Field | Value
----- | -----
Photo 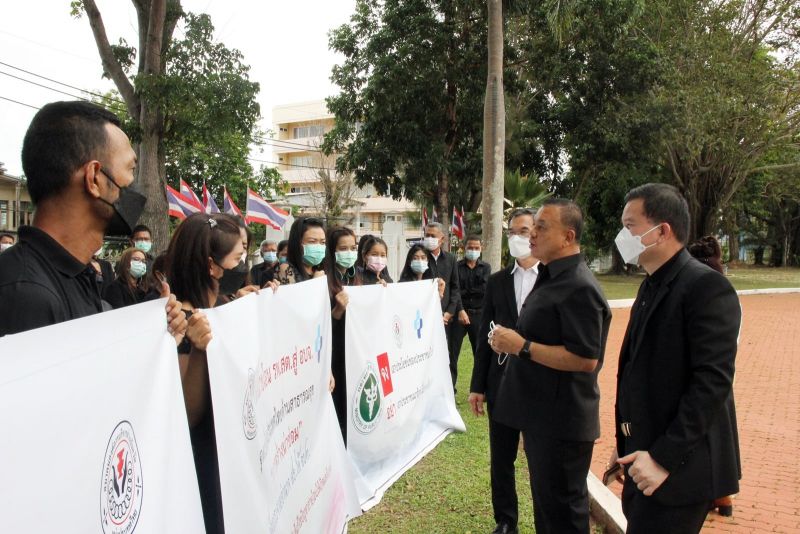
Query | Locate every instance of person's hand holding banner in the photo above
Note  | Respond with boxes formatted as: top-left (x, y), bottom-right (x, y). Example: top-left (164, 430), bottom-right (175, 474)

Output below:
top-left (160, 278), bottom-right (187, 345)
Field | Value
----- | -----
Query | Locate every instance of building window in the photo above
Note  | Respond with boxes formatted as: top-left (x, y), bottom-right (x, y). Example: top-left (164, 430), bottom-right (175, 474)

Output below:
top-left (384, 214), bottom-right (403, 222)
top-left (0, 200), bottom-right (7, 229)
top-left (289, 156), bottom-right (313, 168)
top-left (290, 186), bottom-right (312, 194)
top-left (292, 125), bottom-right (325, 139)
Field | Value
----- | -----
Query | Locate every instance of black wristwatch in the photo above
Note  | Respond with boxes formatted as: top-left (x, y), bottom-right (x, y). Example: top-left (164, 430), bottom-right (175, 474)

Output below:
top-left (519, 340), bottom-right (532, 360)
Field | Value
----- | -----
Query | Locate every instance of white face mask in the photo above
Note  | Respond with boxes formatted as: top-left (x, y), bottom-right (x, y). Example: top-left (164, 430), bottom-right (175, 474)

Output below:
top-left (508, 235), bottom-right (531, 259)
top-left (423, 236), bottom-right (440, 251)
top-left (1, 243), bottom-right (13, 252)
top-left (614, 225), bottom-right (661, 265)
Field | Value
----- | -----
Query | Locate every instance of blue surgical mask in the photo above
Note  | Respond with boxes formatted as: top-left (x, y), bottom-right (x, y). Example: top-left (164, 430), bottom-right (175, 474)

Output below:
top-left (465, 250), bottom-right (481, 261)
top-left (410, 259), bottom-right (428, 274)
top-left (278, 256), bottom-right (288, 264)
top-left (134, 240), bottom-right (152, 253)
top-left (335, 250), bottom-right (358, 268)
top-left (262, 251), bottom-right (278, 263)
top-left (130, 260), bottom-right (147, 279)
top-left (303, 244), bottom-right (326, 266)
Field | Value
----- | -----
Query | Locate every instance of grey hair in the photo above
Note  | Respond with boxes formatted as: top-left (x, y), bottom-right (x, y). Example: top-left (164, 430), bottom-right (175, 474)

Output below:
top-left (425, 222), bottom-right (444, 233)
top-left (260, 239), bottom-right (277, 247)
top-left (507, 208), bottom-right (536, 226)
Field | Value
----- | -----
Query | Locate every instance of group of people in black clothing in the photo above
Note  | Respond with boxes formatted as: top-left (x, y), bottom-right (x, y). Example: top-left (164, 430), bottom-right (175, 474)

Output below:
top-left (0, 99), bottom-right (743, 534)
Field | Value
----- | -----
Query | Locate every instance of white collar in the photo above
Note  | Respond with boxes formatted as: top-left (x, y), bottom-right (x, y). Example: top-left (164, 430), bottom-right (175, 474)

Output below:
top-left (511, 260), bottom-right (539, 275)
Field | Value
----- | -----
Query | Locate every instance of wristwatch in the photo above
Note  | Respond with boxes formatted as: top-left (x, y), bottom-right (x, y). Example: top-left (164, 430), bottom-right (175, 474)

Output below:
top-left (519, 340), bottom-right (532, 360)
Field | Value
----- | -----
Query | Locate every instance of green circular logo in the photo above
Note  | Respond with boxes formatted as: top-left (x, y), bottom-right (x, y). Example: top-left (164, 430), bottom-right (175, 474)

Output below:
top-left (353, 365), bottom-right (382, 434)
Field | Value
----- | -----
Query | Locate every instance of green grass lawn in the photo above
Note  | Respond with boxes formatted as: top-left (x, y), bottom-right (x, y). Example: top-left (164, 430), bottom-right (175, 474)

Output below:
top-left (348, 348), bottom-right (536, 534)
top-left (597, 266), bottom-right (800, 300)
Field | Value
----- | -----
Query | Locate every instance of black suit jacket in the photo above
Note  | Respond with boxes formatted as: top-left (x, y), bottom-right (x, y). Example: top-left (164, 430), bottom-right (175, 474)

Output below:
top-left (616, 249), bottom-right (741, 506)
top-left (434, 250), bottom-right (461, 315)
top-left (470, 263), bottom-right (519, 406)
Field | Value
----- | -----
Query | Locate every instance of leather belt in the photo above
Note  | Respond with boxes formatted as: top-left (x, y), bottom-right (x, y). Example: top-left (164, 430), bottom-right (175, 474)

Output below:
top-left (621, 422), bottom-right (632, 437)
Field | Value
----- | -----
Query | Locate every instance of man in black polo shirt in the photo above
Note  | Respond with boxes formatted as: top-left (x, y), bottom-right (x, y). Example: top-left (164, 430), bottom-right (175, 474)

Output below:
top-left (490, 198), bottom-right (611, 534)
top-left (451, 234), bottom-right (491, 384)
top-left (0, 101), bottom-right (185, 339)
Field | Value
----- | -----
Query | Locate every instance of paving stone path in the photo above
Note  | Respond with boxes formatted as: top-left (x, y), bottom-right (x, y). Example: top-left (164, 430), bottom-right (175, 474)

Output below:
top-left (590, 293), bottom-right (800, 534)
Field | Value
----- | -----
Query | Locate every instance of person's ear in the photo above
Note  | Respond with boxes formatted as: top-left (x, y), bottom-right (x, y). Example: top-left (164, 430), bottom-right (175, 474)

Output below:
top-left (565, 228), bottom-right (576, 246)
top-left (208, 257), bottom-right (218, 278)
top-left (658, 223), bottom-right (672, 241)
top-left (83, 161), bottom-right (103, 199)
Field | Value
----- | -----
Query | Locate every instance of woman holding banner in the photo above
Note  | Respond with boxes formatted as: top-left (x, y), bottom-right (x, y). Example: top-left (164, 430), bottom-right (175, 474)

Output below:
top-left (326, 227), bottom-right (363, 443)
top-left (277, 216), bottom-right (327, 284)
top-left (359, 235), bottom-right (393, 284)
top-left (165, 213), bottom-right (255, 534)
top-left (400, 243), bottom-right (446, 299)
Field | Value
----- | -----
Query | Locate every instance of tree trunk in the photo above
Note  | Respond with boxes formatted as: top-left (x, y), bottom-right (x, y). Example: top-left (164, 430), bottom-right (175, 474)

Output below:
top-left (728, 231), bottom-right (739, 263)
top-left (609, 247), bottom-right (626, 275)
top-left (481, 0), bottom-right (505, 271)
top-left (82, 0), bottom-right (178, 253)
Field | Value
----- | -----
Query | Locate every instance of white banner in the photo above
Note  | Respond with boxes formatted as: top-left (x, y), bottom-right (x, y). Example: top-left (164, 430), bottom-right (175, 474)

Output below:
top-left (0, 299), bottom-right (204, 534)
top-left (345, 280), bottom-right (466, 509)
top-left (205, 277), bottom-right (362, 534)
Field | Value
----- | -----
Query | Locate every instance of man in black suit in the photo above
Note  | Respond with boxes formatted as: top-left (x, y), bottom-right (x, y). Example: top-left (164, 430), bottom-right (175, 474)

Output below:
top-left (423, 222), bottom-right (462, 387)
top-left (611, 183), bottom-right (741, 534)
top-left (469, 208), bottom-right (539, 534)
top-left (490, 199), bottom-right (611, 534)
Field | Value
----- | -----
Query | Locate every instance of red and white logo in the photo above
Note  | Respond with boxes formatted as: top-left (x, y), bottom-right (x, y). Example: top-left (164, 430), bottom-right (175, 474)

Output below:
top-left (376, 352), bottom-right (394, 396)
top-left (100, 421), bottom-right (143, 534)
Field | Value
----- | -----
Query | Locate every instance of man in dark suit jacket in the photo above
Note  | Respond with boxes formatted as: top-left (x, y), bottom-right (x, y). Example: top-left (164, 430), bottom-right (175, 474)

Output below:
top-left (491, 199), bottom-right (611, 534)
top-left (612, 183), bottom-right (741, 534)
top-left (469, 208), bottom-right (539, 534)
top-left (423, 222), bottom-right (462, 387)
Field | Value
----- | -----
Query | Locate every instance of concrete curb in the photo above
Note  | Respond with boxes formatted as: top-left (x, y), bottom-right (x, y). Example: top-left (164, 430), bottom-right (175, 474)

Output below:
top-left (587, 472), bottom-right (626, 534)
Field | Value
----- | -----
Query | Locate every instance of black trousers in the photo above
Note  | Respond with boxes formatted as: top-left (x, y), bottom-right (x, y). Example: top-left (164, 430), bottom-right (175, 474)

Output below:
top-left (488, 405), bottom-right (521, 528)
top-left (521, 431), bottom-right (594, 534)
top-left (449, 309), bottom-right (481, 386)
top-left (622, 477), bottom-right (709, 534)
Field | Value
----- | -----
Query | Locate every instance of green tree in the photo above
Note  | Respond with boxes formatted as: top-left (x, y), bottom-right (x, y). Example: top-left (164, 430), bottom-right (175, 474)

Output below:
top-left (652, 0), bottom-right (800, 241)
top-left (324, 0), bottom-right (489, 244)
top-left (72, 2), bottom-right (265, 249)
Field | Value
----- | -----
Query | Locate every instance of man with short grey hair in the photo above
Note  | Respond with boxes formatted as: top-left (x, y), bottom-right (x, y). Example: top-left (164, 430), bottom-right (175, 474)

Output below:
top-left (422, 222), bottom-right (462, 389)
top-left (469, 207), bottom-right (539, 534)
top-left (250, 239), bottom-right (279, 286)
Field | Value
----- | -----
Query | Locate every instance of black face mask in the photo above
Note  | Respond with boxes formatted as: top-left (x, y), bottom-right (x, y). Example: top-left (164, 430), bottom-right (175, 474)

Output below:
top-left (98, 167), bottom-right (147, 237)
top-left (216, 260), bottom-right (248, 296)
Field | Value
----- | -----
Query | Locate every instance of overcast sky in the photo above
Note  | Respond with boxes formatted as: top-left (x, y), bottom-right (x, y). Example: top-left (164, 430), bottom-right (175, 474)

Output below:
top-left (0, 0), bottom-right (356, 175)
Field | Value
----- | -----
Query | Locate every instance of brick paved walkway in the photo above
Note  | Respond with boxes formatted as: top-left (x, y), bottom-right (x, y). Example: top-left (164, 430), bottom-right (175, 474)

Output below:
top-left (591, 293), bottom-right (800, 534)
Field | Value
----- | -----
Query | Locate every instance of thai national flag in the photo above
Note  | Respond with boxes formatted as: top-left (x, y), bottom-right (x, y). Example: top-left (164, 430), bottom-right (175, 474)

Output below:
top-left (202, 182), bottom-right (220, 214)
top-left (245, 188), bottom-right (289, 230)
top-left (451, 206), bottom-right (465, 240)
top-left (180, 179), bottom-right (204, 212)
top-left (165, 185), bottom-right (187, 220)
top-left (223, 186), bottom-right (243, 218)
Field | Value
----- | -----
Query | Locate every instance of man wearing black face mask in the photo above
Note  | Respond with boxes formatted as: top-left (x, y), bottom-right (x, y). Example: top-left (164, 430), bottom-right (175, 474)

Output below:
top-left (0, 101), bottom-right (186, 341)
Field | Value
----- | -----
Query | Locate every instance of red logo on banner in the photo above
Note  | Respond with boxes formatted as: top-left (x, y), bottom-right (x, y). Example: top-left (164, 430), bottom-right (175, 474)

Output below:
top-left (376, 352), bottom-right (393, 396)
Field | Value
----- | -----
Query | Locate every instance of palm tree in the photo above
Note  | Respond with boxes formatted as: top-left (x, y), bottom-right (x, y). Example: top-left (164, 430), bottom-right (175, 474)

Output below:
top-left (481, 1), bottom-right (577, 270)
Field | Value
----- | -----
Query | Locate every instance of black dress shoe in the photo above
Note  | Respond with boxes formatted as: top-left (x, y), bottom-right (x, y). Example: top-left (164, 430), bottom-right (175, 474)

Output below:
top-left (491, 524), bottom-right (518, 534)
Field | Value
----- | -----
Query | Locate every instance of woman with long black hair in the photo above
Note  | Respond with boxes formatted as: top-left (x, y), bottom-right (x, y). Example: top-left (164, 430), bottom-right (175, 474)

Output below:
top-left (325, 226), bottom-right (362, 443)
top-left (276, 216), bottom-right (328, 284)
top-left (399, 243), bottom-right (446, 298)
top-left (165, 212), bottom-right (277, 533)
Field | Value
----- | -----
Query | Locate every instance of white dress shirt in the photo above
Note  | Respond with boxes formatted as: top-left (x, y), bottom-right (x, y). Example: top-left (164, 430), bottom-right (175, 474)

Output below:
top-left (511, 260), bottom-right (539, 315)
